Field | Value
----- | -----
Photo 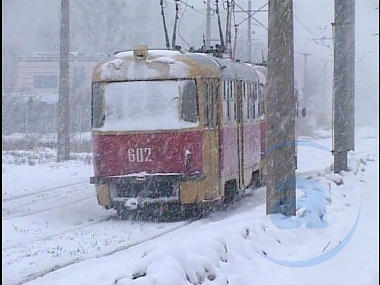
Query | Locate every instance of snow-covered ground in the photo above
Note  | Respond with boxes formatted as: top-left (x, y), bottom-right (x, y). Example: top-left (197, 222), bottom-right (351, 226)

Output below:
top-left (2, 127), bottom-right (379, 285)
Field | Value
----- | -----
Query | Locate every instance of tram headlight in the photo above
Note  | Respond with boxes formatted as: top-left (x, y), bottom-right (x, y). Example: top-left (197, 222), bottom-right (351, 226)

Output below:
top-left (133, 45), bottom-right (148, 60)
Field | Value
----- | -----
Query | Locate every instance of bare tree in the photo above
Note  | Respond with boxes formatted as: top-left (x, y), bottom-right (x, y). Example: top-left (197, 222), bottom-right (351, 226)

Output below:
top-left (70, 0), bottom-right (130, 54)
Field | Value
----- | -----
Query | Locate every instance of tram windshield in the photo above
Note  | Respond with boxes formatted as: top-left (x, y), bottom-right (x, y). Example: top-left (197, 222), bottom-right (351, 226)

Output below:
top-left (92, 80), bottom-right (199, 131)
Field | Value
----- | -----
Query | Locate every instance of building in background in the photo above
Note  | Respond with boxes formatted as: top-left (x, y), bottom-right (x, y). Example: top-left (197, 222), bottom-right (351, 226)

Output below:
top-left (16, 52), bottom-right (107, 103)
top-left (2, 52), bottom-right (107, 135)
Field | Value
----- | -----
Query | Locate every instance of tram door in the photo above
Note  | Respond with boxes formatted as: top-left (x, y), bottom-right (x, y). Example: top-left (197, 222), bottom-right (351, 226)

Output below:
top-left (236, 80), bottom-right (245, 191)
top-left (203, 79), bottom-right (220, 199)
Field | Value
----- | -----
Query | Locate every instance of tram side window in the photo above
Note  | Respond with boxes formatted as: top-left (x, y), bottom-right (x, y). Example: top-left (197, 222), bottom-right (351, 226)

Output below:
top-left (229, 81), bottom-right (235, 122)
top-left (246, 83), bottom-right (251, 121)
top-left (258, 84), bottom-right (265, 117)
top-left (204, 81), bottom-right (215, 128)
top-left (214, 81), bottom-right (219, 127)
top-left (182, 80), bottom-right (198, 123)
top-left (204, 82), bottom-right (209, 127)
top-left (209, 83), bottom-right (215, 128)
top-left (223, 81), bottom-right (229, 123)
top-left (249, 83), bottom-right (257, 121)
top-left (242, 82), bottom-right (248, 122)
top-left (249, 83), bottom-right (253, 121)
top-left (227, 81), bottom-right (232, 123)
top-left (91, 82), bottom-right (105, 128)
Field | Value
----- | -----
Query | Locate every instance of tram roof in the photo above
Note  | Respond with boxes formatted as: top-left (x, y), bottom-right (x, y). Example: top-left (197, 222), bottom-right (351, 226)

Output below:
top-left (208, 56), bottom-right (260, 81)
top-left (92, 48), bottom-right (260, 82)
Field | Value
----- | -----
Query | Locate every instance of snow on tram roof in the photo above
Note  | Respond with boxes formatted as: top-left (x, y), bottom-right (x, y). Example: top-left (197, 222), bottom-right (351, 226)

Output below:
top-left (97, 48), bottom-right (261, 83)
top-left (99, 49), bottom-right (190, 81)
top-left (251, 65), bottom-right (267, 84)
top-left (114, 49), bottom-right (183, 59)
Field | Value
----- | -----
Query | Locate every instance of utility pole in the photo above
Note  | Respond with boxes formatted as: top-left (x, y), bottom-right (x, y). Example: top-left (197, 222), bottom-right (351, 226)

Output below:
top-left (234, 1), bottom-right (268, 62)
top-left (300, 53), bottom-right (312, 96)
top-left (225, 0), bottom-right (232, 56)
top-left (322, 60), bottom-right (332, 130)
top-left (160, 0), bottom-right (171, 49)
top-left (171, 0), bottom-right (180, 49)
top-left (205, 0), bottom-right (211, 49)
top-left (266, 0), bottom-right (296, 216)
top-left (300, 52), bottom-right (312, 135)
top-left (247, 0), bottom-right (252, 63)
top-left (57, 0), bottom-right (70, 161)
top-left (333, 0), bottom-right (355, 172)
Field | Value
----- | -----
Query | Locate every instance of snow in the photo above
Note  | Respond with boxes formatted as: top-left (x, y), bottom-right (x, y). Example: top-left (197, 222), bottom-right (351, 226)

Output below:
top-left (114, 50), bottom-right (182, 59)
top-left (97, 80), bottom-right (199, 132)
top-left (100, 51), bottom-right (190, 81)
top-left (2, 127), bottom-right (378, 285)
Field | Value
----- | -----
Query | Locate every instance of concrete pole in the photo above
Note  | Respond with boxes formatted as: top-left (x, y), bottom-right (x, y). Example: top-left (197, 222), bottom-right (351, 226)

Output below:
top-left (57, 0), bottom-right (70, 161)
top-left (247, 0), bottom-right (252, 63)
top-left (333, 0), bottom-right (355, 172)
top-left (266, 0), bottom-right (296, 216)
top-left (205, 0), bottom-right (211, 49)
top-left (347, 0), bottom-right (355, 151)
top-left (299, 52), bottom-right (312, 135)
top-left (301, 53), bottom-right (312, 101)
top-left (322, 60), bottom-right (332, 129)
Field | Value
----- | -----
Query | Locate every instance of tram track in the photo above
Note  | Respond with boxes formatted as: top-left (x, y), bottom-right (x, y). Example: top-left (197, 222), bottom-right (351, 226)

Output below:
top-left (2, 194), bottom-right (94, 221)
top-left (2, 182), bottom-right (93, 220)
top-left (6, 218), bottom-right (194, 285)
top-left (2, 181), bottom-right (87, 202)
top-left (2, 215), bottom-right (116, 251)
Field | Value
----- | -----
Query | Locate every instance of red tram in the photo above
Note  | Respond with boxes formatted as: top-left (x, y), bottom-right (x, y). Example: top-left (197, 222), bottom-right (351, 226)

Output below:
top-left (90, 46), bottom-right (269, 218)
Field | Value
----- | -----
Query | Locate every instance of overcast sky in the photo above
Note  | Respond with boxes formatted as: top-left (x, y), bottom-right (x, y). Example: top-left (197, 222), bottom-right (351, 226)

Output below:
top-left (2, 0), bottom-right (379, 126)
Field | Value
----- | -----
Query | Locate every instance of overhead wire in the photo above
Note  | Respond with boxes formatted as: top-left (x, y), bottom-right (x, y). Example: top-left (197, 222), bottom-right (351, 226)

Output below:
top-left (293, 4), bottom-right (332, 49)
top-left (185, 0), bottom-right (218, 20)
top-left (178, 0), bottom-right (191, 48)
top-left (356, 6), bottom-right (379, 16)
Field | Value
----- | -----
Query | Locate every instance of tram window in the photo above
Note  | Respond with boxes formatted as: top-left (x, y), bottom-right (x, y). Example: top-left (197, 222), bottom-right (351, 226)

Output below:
top-left (203, 82), bottom-right (209, 126)
top-left (226, 81), bottom-right (231, 123)
top-left (258, 84), bottom-right (265, 117)
top-left (91, 82), bottom-right (105, 128)
top-left (229, 81), bottom-right (235, 122)
top-left (231, 81), bottom-right (236, 121)
top-left (97, 80), bottom-right (199, 131)
top-left (223, 100), bottom-right (229, 123)
top-left (243, 82), bottom-right (248, 122)
top-left (182, 80), bottom-right (198, 123)
top-left (203, 80), bottom-right (219, 128)
top-left (215, 81), bottom-right (219, 127)
top-left (223, 81), bottom-right (227, 100)
top-left (223, 81), bottom-right (228, 124)
top-left (209, 83), bottom-right (215, 128)
top-left (246, 83), bottom-right (251, 121)
top-left (248, 83), bottom-right (256, 121)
